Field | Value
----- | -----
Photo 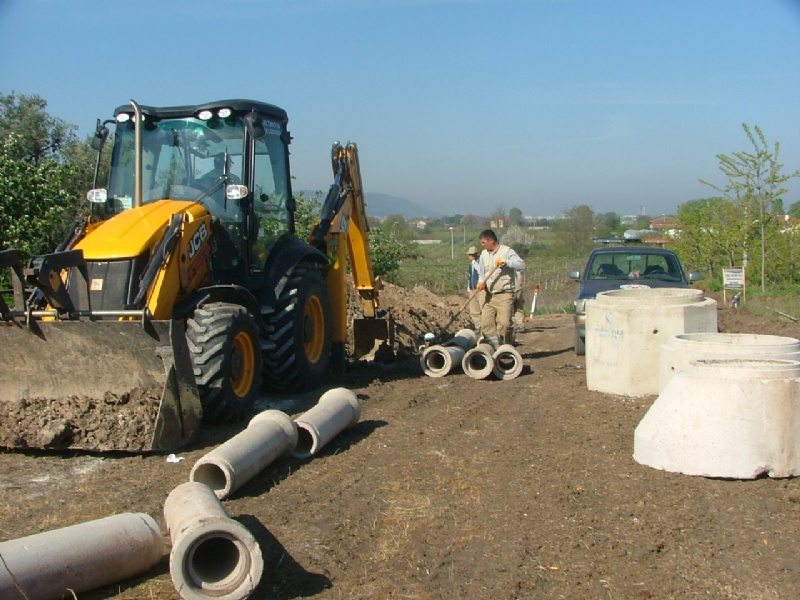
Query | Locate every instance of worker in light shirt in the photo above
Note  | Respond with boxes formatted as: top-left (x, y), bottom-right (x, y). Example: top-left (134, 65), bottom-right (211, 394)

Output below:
top-left (475, 229), bottom-right (525, 349)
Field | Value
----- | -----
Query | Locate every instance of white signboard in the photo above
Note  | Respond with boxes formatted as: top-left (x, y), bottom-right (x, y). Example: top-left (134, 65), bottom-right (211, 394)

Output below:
top-left (722, 267), bottom-right (745, 290)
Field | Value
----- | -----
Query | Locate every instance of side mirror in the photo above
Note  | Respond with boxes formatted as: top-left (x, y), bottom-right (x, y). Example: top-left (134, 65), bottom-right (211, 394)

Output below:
top-left (90, 119), bottom-right (111, 151)
top-left (569, 269), bottom-right (581, 281)
top-left (244, 110), bottom-right (265, 140)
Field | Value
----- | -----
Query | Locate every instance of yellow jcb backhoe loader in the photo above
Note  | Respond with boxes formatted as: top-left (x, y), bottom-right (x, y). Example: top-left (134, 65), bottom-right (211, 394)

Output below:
top-left (0, 99), bottom-right (390, 452)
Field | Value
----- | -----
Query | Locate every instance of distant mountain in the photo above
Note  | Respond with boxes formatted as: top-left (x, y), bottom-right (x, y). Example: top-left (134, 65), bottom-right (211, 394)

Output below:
top-left (296, 190), bottom-right (440, 219)
top-left (365, 192), bottom-right (442, 219)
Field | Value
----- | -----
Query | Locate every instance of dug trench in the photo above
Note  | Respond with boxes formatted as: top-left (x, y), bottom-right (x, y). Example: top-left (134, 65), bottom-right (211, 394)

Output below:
top-left (1, 284), bottom-right (800, 599)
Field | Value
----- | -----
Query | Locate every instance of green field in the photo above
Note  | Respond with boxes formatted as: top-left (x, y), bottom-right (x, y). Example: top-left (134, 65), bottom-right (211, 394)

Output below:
top-left (381, 226), bottom-right (800, 321)
top-left (388, 227), bottom-right (580, 315)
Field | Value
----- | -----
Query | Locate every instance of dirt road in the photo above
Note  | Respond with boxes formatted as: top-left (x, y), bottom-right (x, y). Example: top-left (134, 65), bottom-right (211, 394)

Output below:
top-left (2, 297), bottom-right (799, 599)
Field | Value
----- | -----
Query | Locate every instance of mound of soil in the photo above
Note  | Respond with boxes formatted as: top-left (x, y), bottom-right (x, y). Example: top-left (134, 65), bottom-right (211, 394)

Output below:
top-left (0, 388), bottom-right (163, 452)
top-left (348, 280), bottom-right (472, 357)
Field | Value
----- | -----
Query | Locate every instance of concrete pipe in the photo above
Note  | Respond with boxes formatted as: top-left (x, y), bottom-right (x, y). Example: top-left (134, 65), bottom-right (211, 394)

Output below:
top-left (659, 332), bottom-right (800, 392)
top-left (492, 344), bottom-right (524, 380)
top-left (0, 512), bottom-right (163, 600)
top-left (462, 343), bottom-right (495, 379)
top-left (164, 482), bottom-right (263, 600)
top-left (586, 288), bottom-right (717, 397)
top-left (293, 387), bottom-right (362, 459)
top-left (634, 358), bottom-right (800, 479)
top-left (444, 328), bottom-right (478, 351)
top-left (420, 344), bottom-right (465, 377)
top-left (190, 410), bottom-right (298, 500)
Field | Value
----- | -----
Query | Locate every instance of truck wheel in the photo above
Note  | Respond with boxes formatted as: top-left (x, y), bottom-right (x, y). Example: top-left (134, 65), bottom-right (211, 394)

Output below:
top-left (187, 303), bottom-right (262, 423)
top-left (574, 329), bottom-right (586, 356)
top-left (263, 265), bottom-right (331, 392)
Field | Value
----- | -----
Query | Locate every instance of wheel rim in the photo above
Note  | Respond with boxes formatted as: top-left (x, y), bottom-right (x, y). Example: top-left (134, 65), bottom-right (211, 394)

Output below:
top-left (303, 295), bottom-right (326, 363)
top-left (230, 330), bottom-right (256, 398)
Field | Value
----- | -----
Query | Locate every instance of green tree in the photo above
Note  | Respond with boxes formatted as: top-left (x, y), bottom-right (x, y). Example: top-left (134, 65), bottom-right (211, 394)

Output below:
top-left (294, 190), bottom-right (323, 242)
top-left (701, 124), bottom-right (800, 291)
top-left (368, 228), bottom-right (404, 281)
top-left (598, 212), bottom-right (620, 234)
top-left (551, 205), bottom-right (597, 256)
top-left (0, 91), bottom-right (77, 162)
top-left (508, 207), bottom-right (523, 226)
top-left (382, 214), bottom-right (408, 240)
top-left (0, 133), bottom-right (79, 259)
top-left (673, 198), bottom-right (739, 277)
top-left (0, 91), bottom-right (100, 252)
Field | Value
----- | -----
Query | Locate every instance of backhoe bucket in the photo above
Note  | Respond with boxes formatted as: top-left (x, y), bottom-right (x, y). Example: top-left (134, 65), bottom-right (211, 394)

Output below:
top-left (0, 318), bottom-right (202, 452)
top-left (353, 316), bottom-right (394, 357)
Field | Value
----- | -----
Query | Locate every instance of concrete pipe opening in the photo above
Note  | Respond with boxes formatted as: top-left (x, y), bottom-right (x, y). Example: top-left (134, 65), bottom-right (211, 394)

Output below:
top-left (492, 344), bottom-right (524, 380)
top-left (423, 347), bottom-right (450, 374)
top-left (293, 388), bottom-right (362, 459)
top-left (596, 287), bottom-right (707, 306)
top-left (421, 345), bottom-right (464, 378)
top-left (189, 410), bottom-right (297, 500)
top-left (660, 332), bottom-right (800, 392)
top-left (164, 482), bottom-right (263, 599)
top-left (294, 426), bottom-right (318, 458)
top-left (462, 343), bottom-right (494, 379)
top-left (190, 462), bottom-right (229, 495)
top-left (185, 533), bottom-right (251, 593)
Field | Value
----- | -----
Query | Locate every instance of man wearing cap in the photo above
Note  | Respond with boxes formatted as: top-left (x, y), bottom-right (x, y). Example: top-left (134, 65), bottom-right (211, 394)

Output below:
top-left (475, 229), bottom-right (525, 349)
top-left (466, 246), bottom-right (484, 334)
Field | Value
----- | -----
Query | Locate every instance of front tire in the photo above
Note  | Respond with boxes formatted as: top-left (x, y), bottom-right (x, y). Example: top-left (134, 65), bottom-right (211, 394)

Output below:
top-left (574, 329), bottom-right (586, 356)
top-left (263, 264), bottom-right (332, 392)
top-left (187, 303), bottom-right (262, 423)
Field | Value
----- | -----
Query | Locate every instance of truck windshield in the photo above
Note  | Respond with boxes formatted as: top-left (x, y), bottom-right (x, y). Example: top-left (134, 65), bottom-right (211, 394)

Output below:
top-left (105, 115), bottom-right (245, 214)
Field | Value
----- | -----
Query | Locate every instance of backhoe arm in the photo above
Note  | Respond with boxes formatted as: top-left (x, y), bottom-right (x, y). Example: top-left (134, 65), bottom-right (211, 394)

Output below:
top-left (311, 142), bottom-right (391, 358)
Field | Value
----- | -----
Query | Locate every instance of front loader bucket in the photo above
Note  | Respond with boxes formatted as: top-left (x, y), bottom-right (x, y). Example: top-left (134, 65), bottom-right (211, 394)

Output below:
top-left (0, 318), bottom-right (202, 452)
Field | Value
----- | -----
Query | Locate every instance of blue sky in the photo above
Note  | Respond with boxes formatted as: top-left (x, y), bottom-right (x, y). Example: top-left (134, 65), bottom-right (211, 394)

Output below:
top-left (2, 0), bottom-right (799, 218)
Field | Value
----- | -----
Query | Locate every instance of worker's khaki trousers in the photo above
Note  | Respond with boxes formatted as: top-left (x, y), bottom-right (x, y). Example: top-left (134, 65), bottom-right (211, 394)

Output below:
top-left (481, 290), bottom-right (514, 343)
top-left (467, 289), bottom-right (486, 332)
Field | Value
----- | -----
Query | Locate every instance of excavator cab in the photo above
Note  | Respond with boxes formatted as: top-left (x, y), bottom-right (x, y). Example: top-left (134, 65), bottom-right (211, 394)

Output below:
top-left (91, 100), bottom-right (294, 277)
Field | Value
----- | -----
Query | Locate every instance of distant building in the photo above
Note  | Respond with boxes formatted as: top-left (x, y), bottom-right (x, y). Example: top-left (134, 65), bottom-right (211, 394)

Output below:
top-left (650, 215), bottom-right (679, 231)
top-left (779, 214), bottom-right (800, 233)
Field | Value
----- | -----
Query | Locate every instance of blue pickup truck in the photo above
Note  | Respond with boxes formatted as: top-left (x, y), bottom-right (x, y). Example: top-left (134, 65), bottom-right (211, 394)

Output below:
top-left (569, 245), bottom-right (702, 355)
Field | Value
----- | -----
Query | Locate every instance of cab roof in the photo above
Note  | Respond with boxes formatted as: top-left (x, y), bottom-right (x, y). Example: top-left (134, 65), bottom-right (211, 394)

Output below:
top-left (113, 99), bottom-right (288, 122)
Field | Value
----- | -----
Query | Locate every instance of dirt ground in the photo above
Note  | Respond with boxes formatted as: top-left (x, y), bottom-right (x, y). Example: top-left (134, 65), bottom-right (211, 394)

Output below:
top-left (2, 284), bottom-right (800, 600)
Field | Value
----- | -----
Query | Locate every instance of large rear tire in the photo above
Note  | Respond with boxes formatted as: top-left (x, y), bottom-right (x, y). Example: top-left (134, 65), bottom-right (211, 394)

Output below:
top-left (263, 264), bottom-right (332, 392)
top-left (187, 303), bottom-right (262, 423)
